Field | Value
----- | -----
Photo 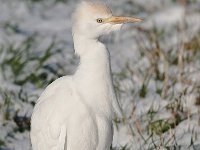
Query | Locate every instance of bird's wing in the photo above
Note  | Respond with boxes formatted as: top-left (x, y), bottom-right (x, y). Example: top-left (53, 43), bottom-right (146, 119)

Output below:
top-left (31, 76), bottom-right (75, 150)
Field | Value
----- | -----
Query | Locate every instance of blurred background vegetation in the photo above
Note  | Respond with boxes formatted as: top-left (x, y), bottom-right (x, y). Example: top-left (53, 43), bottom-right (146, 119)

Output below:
top-left (0, 0), bottom-right (200, 149)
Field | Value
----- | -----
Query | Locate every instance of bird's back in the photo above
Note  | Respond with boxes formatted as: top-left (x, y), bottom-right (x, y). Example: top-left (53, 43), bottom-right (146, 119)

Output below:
top-left (31, 76), bottom-right (76, 150)
top-left (31, 75), bottom-right (113, 150)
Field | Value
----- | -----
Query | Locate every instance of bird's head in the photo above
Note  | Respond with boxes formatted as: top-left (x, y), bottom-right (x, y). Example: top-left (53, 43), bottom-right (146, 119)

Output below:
top-left (72, 0), bottom-right (142, 39)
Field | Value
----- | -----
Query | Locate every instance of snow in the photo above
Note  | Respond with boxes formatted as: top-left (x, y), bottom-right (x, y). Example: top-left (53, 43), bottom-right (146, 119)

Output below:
top-left (0, 0), bottom-right (200, 149)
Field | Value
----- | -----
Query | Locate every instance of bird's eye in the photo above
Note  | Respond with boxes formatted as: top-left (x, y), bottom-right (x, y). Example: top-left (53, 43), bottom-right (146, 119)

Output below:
top-left (96, 18), bottom-right (103, 23)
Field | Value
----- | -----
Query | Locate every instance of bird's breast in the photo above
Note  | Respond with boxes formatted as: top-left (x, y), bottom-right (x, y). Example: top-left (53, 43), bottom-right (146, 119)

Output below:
top-left (74, 78), bottom-right (114, 117)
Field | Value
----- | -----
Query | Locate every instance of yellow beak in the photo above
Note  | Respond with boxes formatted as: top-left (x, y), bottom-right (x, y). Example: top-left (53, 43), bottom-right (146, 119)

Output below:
top-left (105, 16), bottom-right (142, 24)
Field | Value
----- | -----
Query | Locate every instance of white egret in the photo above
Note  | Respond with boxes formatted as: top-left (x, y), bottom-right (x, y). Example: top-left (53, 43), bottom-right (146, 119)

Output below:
top-left (30, 1), bottom-right (141, 150)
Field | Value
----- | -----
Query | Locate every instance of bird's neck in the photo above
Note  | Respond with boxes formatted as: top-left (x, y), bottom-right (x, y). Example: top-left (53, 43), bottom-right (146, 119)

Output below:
top-left (73, 34), bottom-right (115, 116)
top-left (73, 35), bottom-right (111, 79)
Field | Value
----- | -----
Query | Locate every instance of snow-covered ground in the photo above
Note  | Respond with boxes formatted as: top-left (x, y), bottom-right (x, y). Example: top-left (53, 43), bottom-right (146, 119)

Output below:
top-left (0, 0), bottom-right (200, 149)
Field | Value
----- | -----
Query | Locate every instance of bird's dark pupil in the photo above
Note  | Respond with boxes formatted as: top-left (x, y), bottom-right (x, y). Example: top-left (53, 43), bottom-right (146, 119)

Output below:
top-left (97, 19), bottom-right (102, 23)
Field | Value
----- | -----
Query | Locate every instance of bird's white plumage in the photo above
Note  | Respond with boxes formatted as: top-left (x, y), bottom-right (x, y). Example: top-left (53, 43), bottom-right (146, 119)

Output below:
top-left (30, 0), bottom-right (141, 149)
